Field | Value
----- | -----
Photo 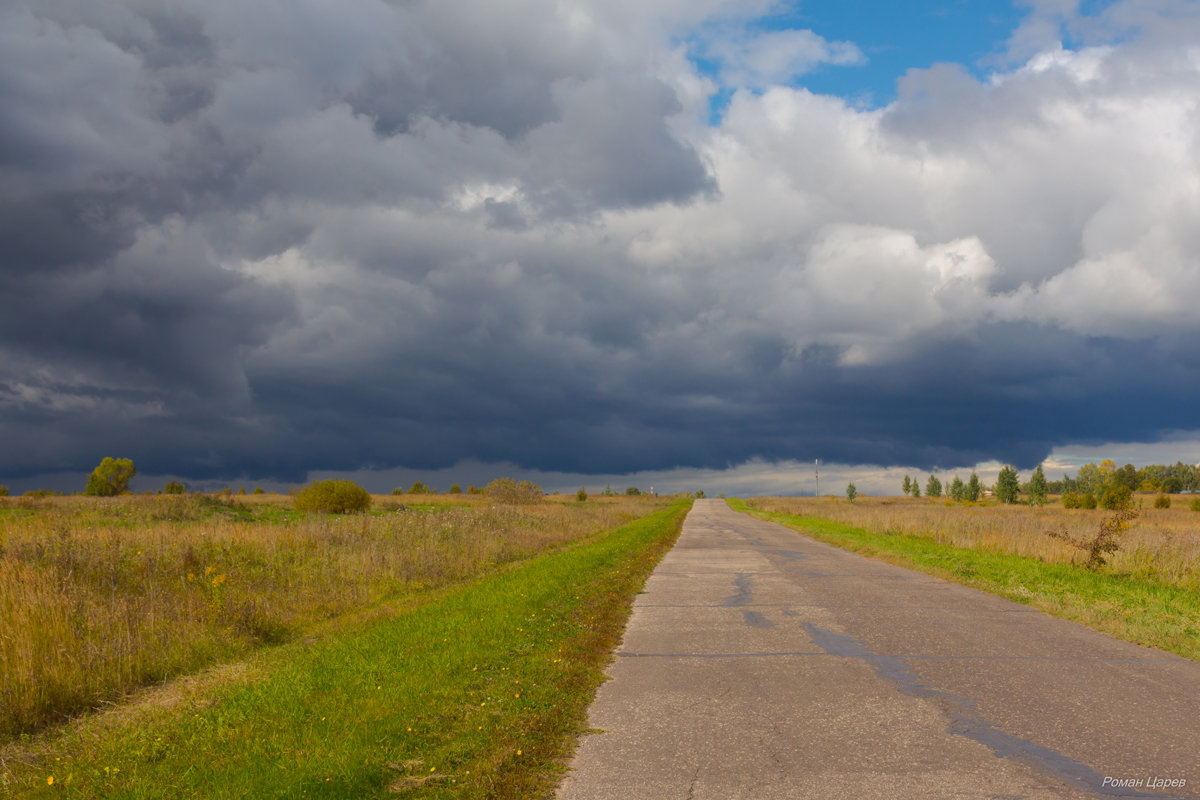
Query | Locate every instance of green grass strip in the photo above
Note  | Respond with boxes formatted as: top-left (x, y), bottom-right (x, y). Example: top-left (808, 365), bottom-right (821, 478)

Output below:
top-left (728, 499), bottom-right (1200, 662)
top-left (6, 499), bottom-right (691, 799)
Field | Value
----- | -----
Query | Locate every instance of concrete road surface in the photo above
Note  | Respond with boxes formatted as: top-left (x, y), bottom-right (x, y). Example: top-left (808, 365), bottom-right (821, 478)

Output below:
top-left (555, 499), bottom-right (1200, 800)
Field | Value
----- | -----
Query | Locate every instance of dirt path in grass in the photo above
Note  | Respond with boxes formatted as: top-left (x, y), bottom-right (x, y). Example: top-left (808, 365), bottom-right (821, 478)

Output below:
top-left (556, 499), bottom-right (1200, 800)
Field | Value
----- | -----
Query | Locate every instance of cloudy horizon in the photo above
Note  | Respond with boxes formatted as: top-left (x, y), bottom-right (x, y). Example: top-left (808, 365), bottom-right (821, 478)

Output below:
top-left (3, 0), bottom-right (1199, 496)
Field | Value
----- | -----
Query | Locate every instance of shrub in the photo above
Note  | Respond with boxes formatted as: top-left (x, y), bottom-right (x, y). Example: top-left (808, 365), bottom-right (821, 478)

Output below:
top-left (0, 485), bottom-right (8, 497)
top-left (1100, 484), bottom-right (1132, 510)
top-left (1047, 507), bottom-right (1139, 571)
top-left (1190, 497), bottom-right (1200, 512)
top-left (253, 486), bottom-right (265, 495)
top-left (485, 478), bottom-right (543, 504)
top-left (695, 489), bottom-right (706, 499)
top-left (163, 481), bottom-right (187, 495)
top-left (84, 457), bottom-right (136, 496)
top-left (1080, 492), bottom-right (1098, 509)
top-left (294, 480), bottom-right (372, 514)
top-left (408, 482), bottom-right (429, 495)
top-left (1062, 491), bottom-right (1080, 509)
top-left (237, 486), bottom-right (247, 496)
top-left (391, 486), bottom-right (405, 496)
top-left (449, 484), bottom-right (462, 494)
top-left (625, 487), bottom-right (641, 496)
top-left (467, 485), bottom-right (483, 495)
top-left (1154, 494), bottom-right (1171, 509)
top-left (846, 482), bottom-right (857, 503)
top-left (576, 487), bottom-right (588, 502)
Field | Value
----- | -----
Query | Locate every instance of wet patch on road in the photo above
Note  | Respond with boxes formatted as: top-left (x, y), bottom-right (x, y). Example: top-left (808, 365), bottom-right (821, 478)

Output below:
top-left (724, 573), bottom-right (753, 607)
top-left (803, 624), bottom-right (1186, 800)
top-left (741, 610), bottom-right (775, 628)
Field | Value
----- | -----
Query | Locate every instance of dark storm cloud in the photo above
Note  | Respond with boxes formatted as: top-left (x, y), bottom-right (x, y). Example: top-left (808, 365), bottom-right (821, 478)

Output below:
top-left (3, 0), bottom-right (1200, 489)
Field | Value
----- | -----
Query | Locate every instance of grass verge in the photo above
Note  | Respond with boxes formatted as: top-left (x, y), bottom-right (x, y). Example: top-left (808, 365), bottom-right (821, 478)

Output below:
top-left (728, 498), bottom-right (1200, 662)
top-left (2, 499), bottom-right (691, 799)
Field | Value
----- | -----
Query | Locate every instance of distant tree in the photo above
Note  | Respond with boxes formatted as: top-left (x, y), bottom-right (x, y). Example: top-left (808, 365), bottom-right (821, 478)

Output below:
top-left (294, 479), bottom-right (371, 514)
top-left (237, 486), bottom-right (246, 496)
top-left (996, 466), bottom-right (1020, 504)
top-left (925, 475), bottom-right (942, 498)
top-left (84, 457), bottom-right (136, 497)
top-left (694, 489), bottom-right (706, 499)
top-left (467, 485), bottom-right (483, 495)
top-left (253, 486), bottom-right (265, 495)
top-left (1115, 463), bottom-right (1139, 492)
top-left (901, 475), bottom-right (912, 496)
top-left (603, 484), bottom-right (615, 497)
top-left (163, 480), bottom-right (186, 495)
top-left (910, 481), bottom-right (920, 498)
top-left (0, 485), bottom-right (8, 497)
top-left (1154, 494), bottom-right (1171, 509)
top-left (391, 486), bottom-right (405, 495)
top-left (965, 472), bottom-right (981, 502)
top-left (625, 487), bottom-right (641, 496)
top-left (1028, 464), bottom-right (1048, 506)
top-left (1162, 476), bottom-right (1182, 494)
top-left (408, 481), bottom-right (429, 495)
top-left (846, 482), bottom-right (857, 503)
top-left (948, 475), bottom-right (964, 501)
top-left (487, 478), bottom-right (543, 504)
top-left (449, 484), bottom-right (462, 494)
top-left (576, 487), bottom-right (588, 502)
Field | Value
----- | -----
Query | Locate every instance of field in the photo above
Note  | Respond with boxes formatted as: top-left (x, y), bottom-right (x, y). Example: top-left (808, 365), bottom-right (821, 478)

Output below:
top-left (0, 492), bottom-right (674, 743)
top-left (733, 495), bottom-right (1200, 660)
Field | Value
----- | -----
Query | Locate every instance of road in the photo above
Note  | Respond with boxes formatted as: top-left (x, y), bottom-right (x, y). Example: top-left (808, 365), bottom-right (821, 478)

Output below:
top-left (555, 499), bottom-right (1200, 800)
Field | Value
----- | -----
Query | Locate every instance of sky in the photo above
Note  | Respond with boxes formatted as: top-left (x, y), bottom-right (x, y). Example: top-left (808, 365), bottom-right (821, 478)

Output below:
top-left (3, 0), bottom-right (1200, 496)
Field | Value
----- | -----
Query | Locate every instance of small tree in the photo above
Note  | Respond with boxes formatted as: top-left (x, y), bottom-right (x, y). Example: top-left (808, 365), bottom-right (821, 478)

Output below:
top-left (1028, 464), bottom-right (1048, 506)
top-left (163, 480), bottom-right (186, 495)
top-left (1154, 493), bottom-right (1171, 509)
top-left (965, 472), bottom-right (981, 502)
top-left (901, 475), bottom-right (912, 495)
top-left (846, 482), bottom-right (857, 502)
top-left (409, 481), bottom-right (429, 495)
top-left (391, 486), bottom-right (405, 496)
top-left (0, 486), bottom-right (8, 497)
top-left (576, 487), bottom-right (588, 502)
top-left (948, 475), bottom-right (964, 501)
top-left (625, 487), bottom-right (641, 496)
top-left (694, 489), bottom-right (706, 499)
top-left (910, 481), bottom-right (920, 498)
top-left (253, 486), bottom-right (265, 495)
top-left (925, 475), bottom-right (942, 498)
top-left (996, 466), bottom-right (1020, 504)
top-left (294, 479), bottom-right (372, 514)
top-left (84, 457), bottom-right (136, 497)
top-left (449, 484), bottom-right (462, 494)
top-left (1099, 484), bottom-right (1132, 510)
top-left (603, 484), bottom-right (615, 497)
top-left (486, 478), bottom-right (543, 504)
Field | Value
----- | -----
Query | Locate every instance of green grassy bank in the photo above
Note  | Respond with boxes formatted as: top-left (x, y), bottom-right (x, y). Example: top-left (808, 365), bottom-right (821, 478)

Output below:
top-left (2, 499), bottom-right (691, 799)
top-left (729, 499), bottom-right (1200, 662)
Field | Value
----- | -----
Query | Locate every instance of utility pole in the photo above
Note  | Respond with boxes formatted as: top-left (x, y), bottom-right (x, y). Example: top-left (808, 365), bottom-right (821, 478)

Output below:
top-left (815, 458), bottom-right (820, 498)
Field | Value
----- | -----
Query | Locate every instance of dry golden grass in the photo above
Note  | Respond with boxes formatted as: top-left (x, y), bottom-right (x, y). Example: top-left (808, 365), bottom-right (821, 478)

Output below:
top-left (0, 492), bottom-right (668, 740)
top-left (745, 495), bottom-right (1200, 590)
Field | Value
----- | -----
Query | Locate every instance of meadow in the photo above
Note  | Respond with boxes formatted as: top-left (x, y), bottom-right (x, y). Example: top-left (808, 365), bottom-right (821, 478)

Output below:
top-left (0, 492), bottom-right (670, 742)
top-left (734, 495), bottom-right (1200, 659)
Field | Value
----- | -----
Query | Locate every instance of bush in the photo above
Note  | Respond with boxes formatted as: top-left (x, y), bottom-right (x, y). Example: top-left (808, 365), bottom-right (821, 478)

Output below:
top-left (449, 484), bottom-right (462, 494)
top-left (163, 481), bottom-right (187, 495)
top-left (485, 478), bottom-right (543, 504)
top-left (625, 487), bottom-right (641, 496)
top-left (695, 489), bottom-right (706, 499)
top-left (1080, 492), bottom-right (1098, 509)
top-left (391, 486), bottom-right (405, 496)
top-left (846, 482), bottom-right (857, 503)
top-left (408, 482), bottom-right (429, 495)
top-left (253, 486), bottom-right (265, 495)
top-left (84, 457), bottom-right (136, 496)
top-left (1100, 484), bottom-right (1132, 510)
top-left (1190, 497), bottom-right (1200, 512)
top-left (576, 487), bottom-right (588, 502)
top-left (1048, 507), bottom-right (1139, 571)
top-left (0, 485), bottom-right (8, 497)
top-left (1062, 491), bottom-right (1080, 509)
top-left (1154, 494), bottom-right (1171, 509)
top-left (294, 480), bottom-right (372, 514)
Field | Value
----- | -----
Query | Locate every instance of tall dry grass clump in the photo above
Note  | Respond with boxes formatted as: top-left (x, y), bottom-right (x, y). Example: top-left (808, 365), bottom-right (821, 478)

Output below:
top-left (0, 493), bottom-right (665, 739)
top-left (745, 495), bottom-right (1200, 589)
